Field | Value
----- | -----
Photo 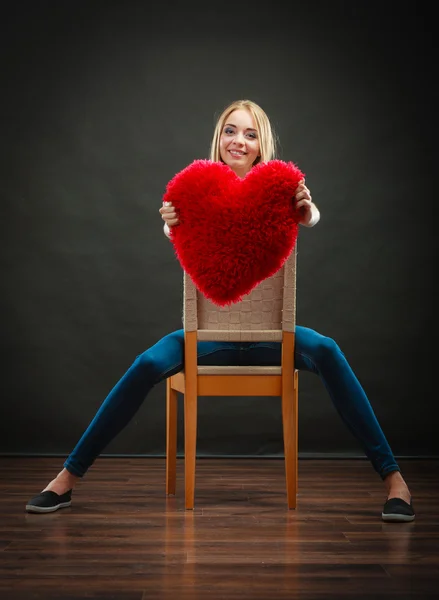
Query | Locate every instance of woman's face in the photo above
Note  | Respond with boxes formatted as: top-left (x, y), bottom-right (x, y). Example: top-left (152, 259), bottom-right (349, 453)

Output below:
top-left (219, 108), bottom-right (260, 177)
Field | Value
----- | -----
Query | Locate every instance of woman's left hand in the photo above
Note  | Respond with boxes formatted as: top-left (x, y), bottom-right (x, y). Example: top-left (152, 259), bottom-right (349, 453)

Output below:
top-left (294, 179), bottom-right (314, 226)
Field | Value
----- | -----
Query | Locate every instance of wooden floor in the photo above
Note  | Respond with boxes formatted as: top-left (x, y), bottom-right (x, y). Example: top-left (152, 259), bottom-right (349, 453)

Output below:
top-left (0, 457), bottom-right (438, 599)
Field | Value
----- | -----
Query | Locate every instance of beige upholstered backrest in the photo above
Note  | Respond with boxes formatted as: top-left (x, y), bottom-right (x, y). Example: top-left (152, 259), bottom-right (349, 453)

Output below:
top-left (183, 247), bottom-right (297, 342)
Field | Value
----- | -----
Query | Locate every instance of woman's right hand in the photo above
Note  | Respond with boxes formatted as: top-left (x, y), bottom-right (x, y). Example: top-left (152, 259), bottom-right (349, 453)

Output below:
top-left (159, 202), bottom-right (180, 227)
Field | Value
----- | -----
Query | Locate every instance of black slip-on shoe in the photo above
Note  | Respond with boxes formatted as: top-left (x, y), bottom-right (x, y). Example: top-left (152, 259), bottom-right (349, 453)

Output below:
top-left (26, 490), bottom-right (72, 513)
top-left (382, 497), bottom-right (415, 522)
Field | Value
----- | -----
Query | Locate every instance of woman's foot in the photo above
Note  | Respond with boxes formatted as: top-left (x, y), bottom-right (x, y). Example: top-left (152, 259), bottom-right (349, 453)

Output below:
top-left (25, 469), bottom-right (79, 514)
top-left (42, 468), bottom-right (79, 496)
top-left (382, 471), bottom-right (415, 522)
top-left (384, 471), bottom-right (411, 503)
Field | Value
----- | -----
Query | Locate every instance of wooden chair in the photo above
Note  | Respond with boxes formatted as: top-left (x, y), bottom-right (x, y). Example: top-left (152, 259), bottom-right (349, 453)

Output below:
top-left (166, 248), bottom-right (299, 510)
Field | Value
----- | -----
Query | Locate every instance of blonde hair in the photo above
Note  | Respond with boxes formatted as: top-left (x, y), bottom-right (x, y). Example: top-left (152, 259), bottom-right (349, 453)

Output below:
top-left (209, 99), bottom-right (277, 166)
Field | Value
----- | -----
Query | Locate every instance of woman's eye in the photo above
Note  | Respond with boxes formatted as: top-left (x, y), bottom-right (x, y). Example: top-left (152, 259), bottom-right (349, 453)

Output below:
top-left (247, 132), bottom-right (257, 139)
top-left (224, 127), bottom-right (234, 134)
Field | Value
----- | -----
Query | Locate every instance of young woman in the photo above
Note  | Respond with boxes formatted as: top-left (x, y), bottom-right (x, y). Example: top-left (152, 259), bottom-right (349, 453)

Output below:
top-left (26, 100), bottom-right (414, 522)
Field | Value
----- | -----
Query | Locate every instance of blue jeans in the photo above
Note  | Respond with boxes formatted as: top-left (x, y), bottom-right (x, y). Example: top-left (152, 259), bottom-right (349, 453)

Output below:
top-left (64, 326), bottom-right (400, 480)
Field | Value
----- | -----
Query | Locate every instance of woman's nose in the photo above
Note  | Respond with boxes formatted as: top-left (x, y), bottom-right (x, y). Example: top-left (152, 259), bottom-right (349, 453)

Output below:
top-left (234, 132), bottom-right (245, 145)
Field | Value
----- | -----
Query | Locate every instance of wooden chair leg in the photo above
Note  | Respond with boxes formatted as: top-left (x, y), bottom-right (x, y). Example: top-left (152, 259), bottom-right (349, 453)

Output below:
top-left (166, 378), bottom-right (178, 496)
top-left (184, 331), bottom-right (198, 510)
top-left (282, 332), bottom-right (298, 509)
top-left (294, 370), bottom-right (299, 494)
top-left (282, 388), bottom-right (297, 508)
top-left (184, 388), bottom-right (197, 510)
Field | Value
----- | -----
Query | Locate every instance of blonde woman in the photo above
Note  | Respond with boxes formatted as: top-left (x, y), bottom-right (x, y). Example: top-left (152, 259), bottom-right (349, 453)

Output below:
top-left (26, 100), bottom-right (414, 522)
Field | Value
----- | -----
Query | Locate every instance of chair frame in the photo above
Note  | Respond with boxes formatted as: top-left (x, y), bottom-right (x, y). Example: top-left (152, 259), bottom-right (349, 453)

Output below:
top-left (166, 250), bottom-right (299, 510)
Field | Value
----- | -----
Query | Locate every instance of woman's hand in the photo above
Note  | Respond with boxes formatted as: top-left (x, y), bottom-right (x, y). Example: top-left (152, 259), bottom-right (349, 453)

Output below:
top-left (294, 179), bottom-right (317, 226)
top-left (159, 202), bottom-right (180, 227)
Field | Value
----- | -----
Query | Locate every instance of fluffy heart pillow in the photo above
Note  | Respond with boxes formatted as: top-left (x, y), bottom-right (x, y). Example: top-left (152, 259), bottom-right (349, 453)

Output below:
top-left (163, 159), bottom-right (304, 306)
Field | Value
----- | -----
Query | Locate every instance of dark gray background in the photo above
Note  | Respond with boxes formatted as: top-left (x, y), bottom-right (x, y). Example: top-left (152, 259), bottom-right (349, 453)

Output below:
top-left (1, 1), bottom-right (437, 461)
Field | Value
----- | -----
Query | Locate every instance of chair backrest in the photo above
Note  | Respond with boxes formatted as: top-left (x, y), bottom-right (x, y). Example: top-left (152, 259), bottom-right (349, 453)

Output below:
top-left (183, 247), bottom-right (297, 343)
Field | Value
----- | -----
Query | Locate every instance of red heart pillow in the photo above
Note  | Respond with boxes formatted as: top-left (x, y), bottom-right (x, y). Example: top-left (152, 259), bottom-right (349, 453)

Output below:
top-left (163, 159), bottom-right (304, 306)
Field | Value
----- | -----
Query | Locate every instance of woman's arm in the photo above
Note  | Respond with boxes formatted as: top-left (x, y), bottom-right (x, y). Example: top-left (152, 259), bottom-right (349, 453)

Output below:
top-left (294, 179), bottom-right (320, 227)
top-left (159, 178), bottom-right (321, 238)
top-left (159, 202), bottom-right (179, 238)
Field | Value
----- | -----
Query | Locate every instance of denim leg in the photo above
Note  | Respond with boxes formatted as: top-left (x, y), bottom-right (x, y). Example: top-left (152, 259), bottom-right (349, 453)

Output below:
top-left (64, 325), bottom-right (399, 481)
top-left (244, 326), bottom-right (400, 480)
top-left (64, 329), bottom-right (241, 477)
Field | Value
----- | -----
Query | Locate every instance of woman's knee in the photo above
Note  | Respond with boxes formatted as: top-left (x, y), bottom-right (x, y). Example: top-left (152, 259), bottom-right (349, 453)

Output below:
top-left (133, 330), bottom-right (184, 382)
top-left (313, 335), bottom-right (343, 365)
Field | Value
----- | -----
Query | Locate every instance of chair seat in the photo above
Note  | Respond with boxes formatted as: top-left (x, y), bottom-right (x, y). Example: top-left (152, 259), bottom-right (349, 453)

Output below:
top-left (169, 368), bottom-right (297, 396)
